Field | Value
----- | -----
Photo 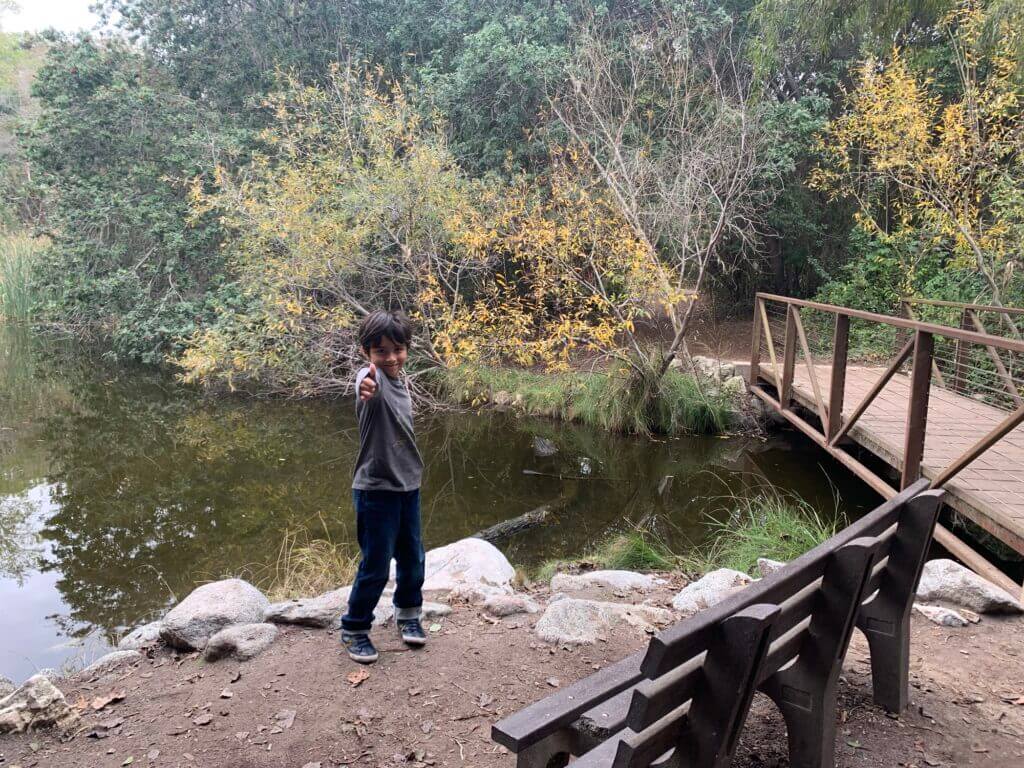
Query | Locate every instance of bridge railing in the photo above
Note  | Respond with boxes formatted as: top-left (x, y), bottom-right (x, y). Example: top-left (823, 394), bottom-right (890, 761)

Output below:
top-left (749, 293), bottom-right (1024, 594)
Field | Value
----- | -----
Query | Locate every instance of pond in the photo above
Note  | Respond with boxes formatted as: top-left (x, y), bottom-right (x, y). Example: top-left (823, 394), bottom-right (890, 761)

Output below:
top-left (0, 325), bottom-right (879, 682)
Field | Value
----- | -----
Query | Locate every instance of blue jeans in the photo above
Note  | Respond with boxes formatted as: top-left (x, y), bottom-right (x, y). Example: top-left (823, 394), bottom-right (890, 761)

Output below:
top-left (341, 488), bottom-right (424, 633)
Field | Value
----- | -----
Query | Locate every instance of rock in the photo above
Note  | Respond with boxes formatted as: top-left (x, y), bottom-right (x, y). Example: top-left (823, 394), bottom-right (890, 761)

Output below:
top-left (203, 623), bottom-right (278, 661)
top-left (533, 436), bottom-right (558, 457)
top-left (0, 675), bottom-right (76, 734)
top-left (160, 578), bottom-right (271, 650)
top-left (82, 651), bottom-right (142, 677)
top-left (400, 538), bottom-right (515, 594)
top-left (719, 362), bottom-right (737, 379)
top-left (916, 559), bottom-right (1023, 614)
top-left (913, 603), bottom-right (979, 628)
top-left (671, 569), bottom-right (752, 616)
top-left (688, 355), bottom-right (722, 381)
top-left (535, 598), bottom-right (673, 645)
top-left (483, 595), bottom-right (542, 617)
top-left (447, 582), bottom-right (512, 603)
top-left (757, 558), bottom-right (786, 578)
top-left (265, 587), bottom-right (352, 628)
top-left (550, 570), bottom-right (665, 593)
top-left (118, 621), bottom-right (164, 650)
top-left (492, 390), bottom-right (514, 410)
top-left (721, 375), bottom-right (747, 397)
top-left (0, 676), bottom-right (14, 699)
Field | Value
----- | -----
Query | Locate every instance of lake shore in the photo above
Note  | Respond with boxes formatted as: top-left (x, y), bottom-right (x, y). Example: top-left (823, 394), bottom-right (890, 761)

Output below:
top-left (2, 539), bottom-right (1023, 768)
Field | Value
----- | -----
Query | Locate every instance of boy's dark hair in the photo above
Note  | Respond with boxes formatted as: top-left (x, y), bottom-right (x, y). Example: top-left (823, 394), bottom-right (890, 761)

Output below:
top-left (358, 310), bottom-right (413, 352)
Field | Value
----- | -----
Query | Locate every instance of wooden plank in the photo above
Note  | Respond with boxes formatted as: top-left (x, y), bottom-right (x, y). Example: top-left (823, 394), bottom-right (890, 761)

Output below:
top-left (902, 331), bottom-right (934, 488)
top-left (759, 299), bottom-right (780, 388)
top-left (952, 308), bottom-right (970, 393)
top-left (902, 297), bottom-right (1024, 317)
top-left (791, 306), bottom-right (828, 426)
top-left (828, 314), bottom-right (850, 440)
top-left (750, 297), bottom-right (763, 388)
top-left (780, 306), bottom-right (797, 408)
top-left (931, 403), bottom-right (1024, 489)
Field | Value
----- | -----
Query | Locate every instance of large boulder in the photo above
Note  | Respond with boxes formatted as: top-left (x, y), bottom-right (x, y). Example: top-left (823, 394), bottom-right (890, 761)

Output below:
top-left (550, 570), bottom-right (665, 593)
top-left (160, 579), bottom-right (271, 650)
top-left (916, 559), bottom-right (1023, 614)
top-left (81, 651), bottom-right (142, 677)
top-left (400, 538), bottom-right (515, 594)
top-left (0, 676), bottom-right (14, 699)
top-left (204, 623), bottom-right (279, 662)
top-left (118, 621), bottom-right (163, 650)
top-left (756, 558), bottom-right (786, 578)
top-left (0, 675), bottom-right (76, 734)
top-left (671, 569), bottom-right (752, 616)
top-left (535, 598), bottom-right (673, 645)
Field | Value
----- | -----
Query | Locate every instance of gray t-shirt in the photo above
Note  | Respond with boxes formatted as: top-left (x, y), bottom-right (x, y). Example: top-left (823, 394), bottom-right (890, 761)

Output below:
top-left (352, 367), bottom-right (424, 492)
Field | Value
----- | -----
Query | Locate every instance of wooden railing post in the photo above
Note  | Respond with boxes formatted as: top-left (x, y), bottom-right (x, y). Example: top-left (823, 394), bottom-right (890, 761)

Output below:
top-left (750, 297), bottom-right (763, 388)
top-left (952, 307), bottom-right (969, 393)
top-left (901, 331), bottom-right (933, 488)
top-left (780, 304), bottom-right (797, 409)
top-left (828, 314), bottom-right (850, 441)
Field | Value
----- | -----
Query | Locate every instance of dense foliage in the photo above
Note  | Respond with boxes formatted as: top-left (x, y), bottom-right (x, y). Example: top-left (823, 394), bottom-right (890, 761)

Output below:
top-left (4, 0), bottom-right (1022, 403)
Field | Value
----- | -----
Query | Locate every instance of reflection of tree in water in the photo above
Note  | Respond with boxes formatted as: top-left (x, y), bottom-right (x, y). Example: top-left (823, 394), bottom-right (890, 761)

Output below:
top-left (0, 494), bottom-right (43, 585)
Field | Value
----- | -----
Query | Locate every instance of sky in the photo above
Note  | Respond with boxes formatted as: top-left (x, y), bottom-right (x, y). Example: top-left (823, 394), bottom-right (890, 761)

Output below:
top-left (2, 0), bottom-right (103, 34)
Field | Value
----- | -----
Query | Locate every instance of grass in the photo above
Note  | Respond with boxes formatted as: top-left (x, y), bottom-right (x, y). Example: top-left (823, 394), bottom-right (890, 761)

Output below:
top-left (441, 359), bottom-right (736, 436)
top-left (0, 231), bottom-right (43, 321)
top-left (253, 518), bottom-right (359, 601)
top-left (533, 527), bottom-right (677, 582)
top-left (682, 489), bottom-right (844, 576)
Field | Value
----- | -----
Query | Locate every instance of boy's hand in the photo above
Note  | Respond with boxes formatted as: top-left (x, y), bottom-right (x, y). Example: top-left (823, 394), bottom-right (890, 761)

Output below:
top-left (359, 363), bottom-right (378, 402)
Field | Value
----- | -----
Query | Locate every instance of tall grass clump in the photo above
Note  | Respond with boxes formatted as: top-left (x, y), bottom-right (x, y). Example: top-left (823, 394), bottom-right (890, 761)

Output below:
top-left (442, 359), bottom-right (735, 436)
top-left (683, 489), bottom-right (844, 575)
top-left (589, 528), bottom-right (675, 571)
top-left (255, 519), bottom-right (359, 601)
top-left (0, 232), bottom-right (43, 321)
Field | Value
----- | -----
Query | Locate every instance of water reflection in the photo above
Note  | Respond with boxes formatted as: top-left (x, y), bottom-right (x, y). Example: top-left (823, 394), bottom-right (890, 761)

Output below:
top-left (0, 325), bottom-right (878, 681)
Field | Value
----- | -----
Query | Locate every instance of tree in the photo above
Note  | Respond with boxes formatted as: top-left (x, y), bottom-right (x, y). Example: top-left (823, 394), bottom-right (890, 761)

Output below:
top-left (551, 2), bottom-right (776, 375)
top-left (813, 2), bottom-right (1024, 310)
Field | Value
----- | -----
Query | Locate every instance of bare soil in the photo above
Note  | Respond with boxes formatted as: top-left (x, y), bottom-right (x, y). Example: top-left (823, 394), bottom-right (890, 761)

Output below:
top-left (2, 582), bottom-right (1022, 768)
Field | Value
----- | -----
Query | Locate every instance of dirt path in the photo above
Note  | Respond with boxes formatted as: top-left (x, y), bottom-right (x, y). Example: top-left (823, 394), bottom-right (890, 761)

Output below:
top-left (2, 594), bottom-right (1022, 768)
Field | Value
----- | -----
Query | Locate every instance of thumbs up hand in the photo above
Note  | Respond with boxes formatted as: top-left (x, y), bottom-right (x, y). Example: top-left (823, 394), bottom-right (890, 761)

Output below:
top-left (359, 363), bottom-right (378, 402)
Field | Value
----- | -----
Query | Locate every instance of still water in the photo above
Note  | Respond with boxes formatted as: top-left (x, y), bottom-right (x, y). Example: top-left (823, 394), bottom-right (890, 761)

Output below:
top-left (0, 326), bottom-right (878, 682)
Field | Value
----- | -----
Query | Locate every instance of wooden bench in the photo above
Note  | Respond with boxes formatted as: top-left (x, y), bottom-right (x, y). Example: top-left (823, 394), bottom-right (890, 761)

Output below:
top-left (492, 479), bottom-right (944, 768)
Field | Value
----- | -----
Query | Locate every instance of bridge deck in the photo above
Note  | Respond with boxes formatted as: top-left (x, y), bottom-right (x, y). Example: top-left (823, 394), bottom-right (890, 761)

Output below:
top-left (762, 363), bottom-right (1024, 555)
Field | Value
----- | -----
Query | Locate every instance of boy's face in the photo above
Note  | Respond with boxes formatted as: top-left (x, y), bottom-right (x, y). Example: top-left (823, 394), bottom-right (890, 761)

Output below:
top-left (364, 335), bottom-right (407, 378)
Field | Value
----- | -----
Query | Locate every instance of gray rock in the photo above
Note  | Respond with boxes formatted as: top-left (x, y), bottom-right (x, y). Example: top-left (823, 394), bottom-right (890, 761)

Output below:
top-left (533, 436), bottom-right (558, 457)
top-left (671, 569), bottom-right (752, 616)
top-left (550, 570), bottom-right (665, 593)
top-left (395, 538), bottom-right (516, 594)
top-left (81, 650), bottom-right (142, 677)
top-left (534, 598), bottom-right (673, 645)
top-left (719, 362), bottom-right (737, 379)
top-left (492, 390), bottom-right (514, 410)
top-left (160, 578), bottom-right (271, 650)
top-left (688, 355), bottom-right (723, 382)
top-left (447, 582), bottom-right (513, 604)
top-left (913, 603), bottom-right (979, 628)
top-left (265, 587), bottom-right (351, 628)
top-left (118, 621), bottom-right (164, 650)
top-left (483, 595), bottom-right (542, 617)
top-left (0, 676), bottom-right (14, 699)
top-left (0, 675), bottom-right (77, 734)
top-left (721, 375), bottom-right (747, 397)
top-left (203, 623), bottom-right (279, 661)
top-left (757, 558), bottom-right (787, 578)
top-left (916, 559), bottom-right (1023, 614)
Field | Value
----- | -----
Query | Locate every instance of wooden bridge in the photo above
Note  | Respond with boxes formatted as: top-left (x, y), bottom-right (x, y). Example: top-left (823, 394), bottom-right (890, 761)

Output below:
top-left (749, 294), bottom-right (1024, 596)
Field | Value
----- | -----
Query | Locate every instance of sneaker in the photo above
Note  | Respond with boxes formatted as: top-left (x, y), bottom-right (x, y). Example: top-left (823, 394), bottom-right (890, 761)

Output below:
top-left (396, 617), bottom-right (427, 647)
top-left (340, 631), bottom-right (378, 663)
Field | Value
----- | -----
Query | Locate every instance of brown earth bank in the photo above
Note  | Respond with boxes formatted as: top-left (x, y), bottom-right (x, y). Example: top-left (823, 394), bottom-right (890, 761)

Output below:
top-left (1, 576), bottom-right (1022, 768)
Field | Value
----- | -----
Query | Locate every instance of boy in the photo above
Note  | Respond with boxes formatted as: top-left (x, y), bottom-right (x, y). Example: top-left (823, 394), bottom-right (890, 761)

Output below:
top-left (340, 310), bottom-right (426, 663)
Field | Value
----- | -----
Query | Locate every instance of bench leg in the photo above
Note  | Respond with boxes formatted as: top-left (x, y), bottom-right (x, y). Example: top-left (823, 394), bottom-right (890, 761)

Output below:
top-left (856, 491), bottom-right (942, 713)
top-left (761, 538), bottom-right (880, 768)
top-left (513, 730), bottom-right (577, 768)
